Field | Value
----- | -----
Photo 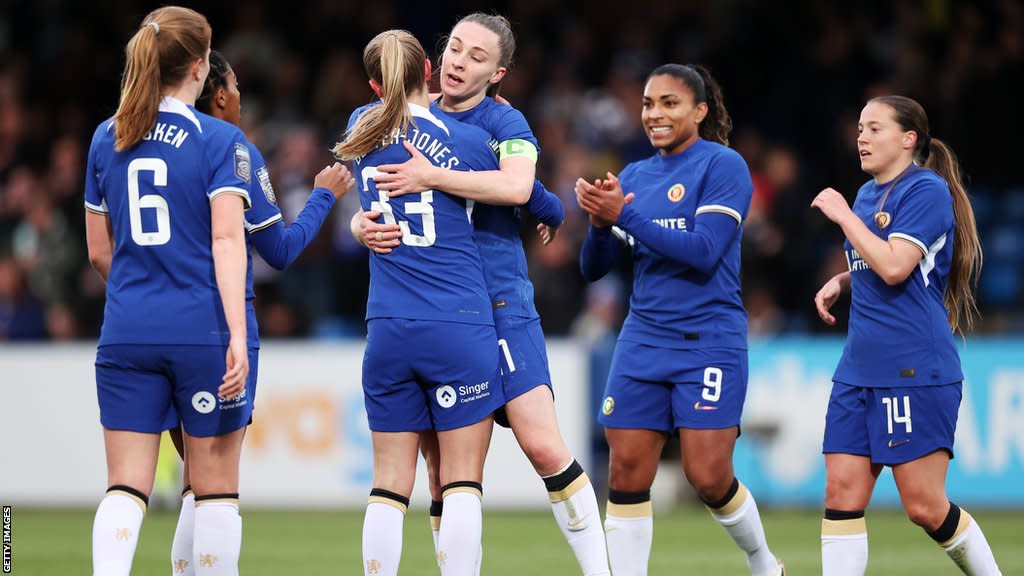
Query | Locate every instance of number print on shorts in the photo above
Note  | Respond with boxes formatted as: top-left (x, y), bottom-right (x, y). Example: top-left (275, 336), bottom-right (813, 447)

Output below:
top-left (881, 395), bottom-right (912, 434)
top-left (702, 367), bottom-right (723, 402)
top-left (497, 338), bottom-right (516, 375)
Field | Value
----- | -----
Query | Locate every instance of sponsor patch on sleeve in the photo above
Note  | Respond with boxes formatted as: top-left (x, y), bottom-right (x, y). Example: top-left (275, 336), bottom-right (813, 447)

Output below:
top-left (255, 166), bottom-right (276, 204)
top-left (233, 142), bottom-right (251, 183)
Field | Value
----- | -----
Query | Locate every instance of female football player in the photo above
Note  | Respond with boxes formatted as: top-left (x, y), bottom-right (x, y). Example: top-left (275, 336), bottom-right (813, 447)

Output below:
top-left (335, 29), bottom-right (507, 576)
top-left (812, 95), bottom-right (1001, 575)
top-left (357, 14), bottom-right (609, 574)
top-left (576, 63), bottom-right (783, 576)
top-left (85, 7), bottom-right (254, 575)
top-left (166, 49), bottom-right (353, 576)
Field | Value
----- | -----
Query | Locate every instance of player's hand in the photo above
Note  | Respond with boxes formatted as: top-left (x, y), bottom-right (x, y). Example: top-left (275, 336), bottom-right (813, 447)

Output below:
top-left (374, 141), bottom-right (436, 197)
top-left (576, 173), bottom-right (635, 228)
top-left (537, 223), bottom-right (559, 245)
top-left (360, 210), bottom-right (402, 254)
top-left (314, 162), bottom-right (355, 200)
top-left (811, 187), bottom-right (853, 225)
top-left (219, 335), bottom-right (249, 400)
top-left (814, 275), bottom-right (843, 326)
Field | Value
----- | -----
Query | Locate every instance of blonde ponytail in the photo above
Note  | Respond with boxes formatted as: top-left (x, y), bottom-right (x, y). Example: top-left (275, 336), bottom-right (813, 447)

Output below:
top-left (334, 30), bottom-right (426, 160)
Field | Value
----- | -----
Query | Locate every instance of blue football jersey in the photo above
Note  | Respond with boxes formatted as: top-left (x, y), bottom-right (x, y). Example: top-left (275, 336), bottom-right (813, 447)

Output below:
top-left (438, 97), bottom-right (543, 318)
top-left (350, 102), bottom-right (494, 325)
top-left (834, 166), bottom-right (963, 387)
top-left (84, 97), bottom-right (253, 347)
top-left (615, 138), bottom-right (752, 350)
top-left (240, 143), bottom-right (282, 349)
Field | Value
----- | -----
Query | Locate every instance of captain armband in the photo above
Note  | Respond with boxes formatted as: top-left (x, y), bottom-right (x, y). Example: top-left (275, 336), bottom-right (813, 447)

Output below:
top-left (498, 139), bottom-right (538, 163)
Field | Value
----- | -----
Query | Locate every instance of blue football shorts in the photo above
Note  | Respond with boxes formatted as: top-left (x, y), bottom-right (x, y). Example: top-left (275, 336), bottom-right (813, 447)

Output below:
top-left (362, 318), bottom-right (503, 432)
top-left (823, 381), bottom-right (961, 465)
top-left (495, 314), bottom-right (553, 402)
top-left (96, 344), bottom-right (259, 437)
top-left (598, 339), bottom-right (747, 432)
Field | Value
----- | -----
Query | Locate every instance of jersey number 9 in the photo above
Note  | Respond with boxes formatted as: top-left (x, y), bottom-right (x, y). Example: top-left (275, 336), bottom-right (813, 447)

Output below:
top-left (127, 157), bottom-right (171, 246)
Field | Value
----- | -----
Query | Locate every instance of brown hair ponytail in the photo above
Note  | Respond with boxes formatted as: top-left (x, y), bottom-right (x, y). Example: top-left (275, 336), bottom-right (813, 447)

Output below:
top-left (927, 137), bottom-right (983, 333)
top-left (114, 7), bottom-right (211, 151)
top-left (870, 95), bottom-right (983, 334)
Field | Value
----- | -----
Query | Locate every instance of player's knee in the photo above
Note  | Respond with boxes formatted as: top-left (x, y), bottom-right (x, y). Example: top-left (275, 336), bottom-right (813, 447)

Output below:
top-left (903, 498), bottom-right (946, 531)
top-left (824, 474), bottom-right (870, 510)
top-left (608, 457), bottom-right (653, 491)
top-left (520, 434), bottom-right (570, 477)
top-left (687, 471), bottom-right (733, 503)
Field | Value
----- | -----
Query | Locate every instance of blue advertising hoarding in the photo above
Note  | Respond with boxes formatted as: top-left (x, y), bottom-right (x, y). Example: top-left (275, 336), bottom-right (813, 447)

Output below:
top-left (733, 338), bottom-right (1024, 507)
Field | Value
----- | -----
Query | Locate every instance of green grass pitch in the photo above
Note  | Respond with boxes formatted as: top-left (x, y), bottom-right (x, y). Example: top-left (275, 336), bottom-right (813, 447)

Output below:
top-left (9, 507), bottom-right (1023, 574)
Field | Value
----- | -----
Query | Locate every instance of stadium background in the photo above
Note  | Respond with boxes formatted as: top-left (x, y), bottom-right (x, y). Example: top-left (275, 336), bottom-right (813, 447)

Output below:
top-left (2, 0), bottom-right (1024, 574)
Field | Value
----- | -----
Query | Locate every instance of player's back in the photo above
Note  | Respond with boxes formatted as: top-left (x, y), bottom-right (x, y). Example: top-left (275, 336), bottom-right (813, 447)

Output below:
top-left (352, 102), bottom-right (493, 325)
top-left (84, 97), bottom-right (251, 347)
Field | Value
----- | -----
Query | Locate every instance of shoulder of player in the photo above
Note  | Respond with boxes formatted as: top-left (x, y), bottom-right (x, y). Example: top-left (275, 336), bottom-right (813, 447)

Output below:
top-left (245, 141), bottom-right (267, 168)
top-left (702, 140), bottom-right (748, 170)
top-left (895, 168), bottom-right (951, 205)
top-left (348, 101), bottom-right (381, 129)
top-left (89, 117), bottom-right (116, 150)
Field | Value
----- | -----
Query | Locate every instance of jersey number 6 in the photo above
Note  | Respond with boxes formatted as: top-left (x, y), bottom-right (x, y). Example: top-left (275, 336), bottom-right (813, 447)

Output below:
top-left (127, 157), bottom-right (171, 246)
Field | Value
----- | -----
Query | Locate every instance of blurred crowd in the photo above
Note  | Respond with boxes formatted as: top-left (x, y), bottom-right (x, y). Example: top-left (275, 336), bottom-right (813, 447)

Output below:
top-left (2, 0), bottom-right (1023, 342)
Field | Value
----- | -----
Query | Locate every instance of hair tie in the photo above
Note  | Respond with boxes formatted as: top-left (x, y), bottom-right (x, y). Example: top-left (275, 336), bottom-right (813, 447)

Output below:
top-left (147, 22), bottom-right (160, 35)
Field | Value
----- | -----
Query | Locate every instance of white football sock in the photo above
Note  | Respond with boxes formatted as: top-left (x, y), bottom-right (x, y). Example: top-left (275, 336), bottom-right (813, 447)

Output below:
top-left (544, 461), bottom-right (610, 575)
top-left (171, 489), bottom-right (195, 576)
top-left (605, 497), bottom-right (652, 576)
top-left (438, 485), bottom-right (483, 576)
top-left (821, 515), bottom-right (868, 576)
top-left (92, 488), bottom-right (147, 576)
top-left (193, 498), bottom-right (241, 576)
top-left (706, 481), bottom-right (779, 576)
top-left (363, 490), bottom-right (408, 576)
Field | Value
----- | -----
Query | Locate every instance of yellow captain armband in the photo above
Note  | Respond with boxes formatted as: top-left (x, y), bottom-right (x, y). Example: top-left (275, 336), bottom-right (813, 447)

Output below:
top-left (498, 138), bottom-right (538, 163)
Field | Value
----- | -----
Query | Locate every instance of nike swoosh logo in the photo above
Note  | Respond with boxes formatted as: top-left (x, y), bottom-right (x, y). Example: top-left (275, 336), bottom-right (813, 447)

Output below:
top-left (567, 514), bottom-right (590, 532)
top-left (888, 438), bottom-right (911, 448)
top-left (693, 402), bottom-right (718, 411)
